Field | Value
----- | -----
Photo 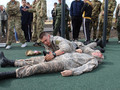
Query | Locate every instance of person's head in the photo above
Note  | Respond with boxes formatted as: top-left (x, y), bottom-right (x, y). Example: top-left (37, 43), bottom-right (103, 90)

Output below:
top-left (22, 0), bottom-right (26, 6)
top-left (0, 5), bottom-right (3, 10)
top-left (11, 0), bottom-right (15, 2)
top-left (58, 0), bottom-right (61, 4)
top-left (39, 32), bottom-right (51, 46)
top-left (26, 2), bottom-right (30, 7)
top-left (54, 2), bottom-right (57, 8)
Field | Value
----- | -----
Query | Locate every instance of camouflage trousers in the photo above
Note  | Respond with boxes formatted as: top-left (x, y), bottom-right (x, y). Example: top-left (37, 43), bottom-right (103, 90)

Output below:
top-left (116, 17), bottom-right (120, 41)
top-left (32, 17), bottom-right (45, 43)
top-left (15, 53), bottom-right (98, 78)
top-left (6, 16), bottom-right (25, 45)
top-left (32, 14), bottom-right (37, 42)
top-left (53, 17), bottom-right (70, 40)
top-left (89, 17), bottom-right (99, 40)
top-left (98, 16), bottom-right (113, 40)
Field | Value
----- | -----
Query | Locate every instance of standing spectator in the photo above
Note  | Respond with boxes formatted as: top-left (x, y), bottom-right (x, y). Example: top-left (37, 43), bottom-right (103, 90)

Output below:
top-left (20, 0), bottom-right (30, 42)
top-left (31, 0), bottom-right (37, 42)
top-left (26, 2), bottom-right (33, 41)
top-left (81, 0), bottom-right (93, 45)
top-left (51, 2), bottom-right (57, 29)
top-left (6, 0), bottom-right (27, 49)
top-left (26, 0), bottom-right (47, 46)
top-left (115, 3), bottom-right (120, 43)
top-left (97, 0), bottom-right (116, 43)
top-left (0, 5), bottom-right (8, 37)
top-left (89, 0), bottom-right (101, 41)
top-left (53, 0), bottom-right (70, 40)
top-left (70, 0), bottom-right (84, 41)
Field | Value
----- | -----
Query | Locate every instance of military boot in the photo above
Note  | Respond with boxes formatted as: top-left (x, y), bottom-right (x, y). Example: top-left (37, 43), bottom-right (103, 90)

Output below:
top-left (0, 52), bottom-right (15, 67)
top-left (0, 71), bottom-right (16, 80)
top-left (96, 39), bottom-right (104, 48)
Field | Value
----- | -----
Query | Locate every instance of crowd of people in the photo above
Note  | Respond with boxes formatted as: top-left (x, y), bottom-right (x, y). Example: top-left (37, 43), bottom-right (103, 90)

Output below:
top-left (51, 0), bottom-right (120, 44)
top-left (0, 0), bottom-right (47, 49)
top-left (0, 0), bottom-right (120, 49)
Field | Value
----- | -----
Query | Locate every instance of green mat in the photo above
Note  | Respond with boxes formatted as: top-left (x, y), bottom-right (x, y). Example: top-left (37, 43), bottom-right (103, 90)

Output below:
top-left (0, 38), bottom-right (120, 90)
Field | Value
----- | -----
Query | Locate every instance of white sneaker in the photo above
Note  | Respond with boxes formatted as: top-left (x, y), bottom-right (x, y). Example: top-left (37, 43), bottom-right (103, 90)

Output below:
top-left (118, 41), bottom-right (120, 44)
top-left (5, 45), bottom-right (11, 49)
top-left (21, 43), bottom-right (27, 48)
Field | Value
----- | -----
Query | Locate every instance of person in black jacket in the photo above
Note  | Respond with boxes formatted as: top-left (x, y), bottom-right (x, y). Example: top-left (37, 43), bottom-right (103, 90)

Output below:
top-left (81, 0), bottom-right (92, 45)
top-left (20, 0), bottom-right (30, 42)
top-left (51, 2), bottom-right (57, 29)
top-left (70, 0), bottom-right (84, 41)
top-left (0, 5), bottom-right (8, 37)
top-left (26, 2), bottom-right (33, 41)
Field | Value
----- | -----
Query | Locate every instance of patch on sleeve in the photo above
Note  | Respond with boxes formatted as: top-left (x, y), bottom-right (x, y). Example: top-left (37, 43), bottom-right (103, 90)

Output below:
top-left (55, 40), bottom-right (61, 45)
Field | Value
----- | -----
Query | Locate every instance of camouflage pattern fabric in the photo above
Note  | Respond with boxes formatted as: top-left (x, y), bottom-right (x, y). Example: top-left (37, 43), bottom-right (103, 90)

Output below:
top-left (6, 0), bottom-right (25, 45)
top-left (15, 52), bottom-right (102, 78)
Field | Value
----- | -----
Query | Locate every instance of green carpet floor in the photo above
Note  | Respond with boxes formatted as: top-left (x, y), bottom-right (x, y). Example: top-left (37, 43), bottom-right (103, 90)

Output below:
top-left (0, 38), bottom-right (120, 90)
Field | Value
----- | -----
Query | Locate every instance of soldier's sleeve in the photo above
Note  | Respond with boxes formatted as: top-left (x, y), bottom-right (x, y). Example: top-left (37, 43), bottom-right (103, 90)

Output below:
top-left (108, 1), bottom-right (116, 13)
top-left (6, 3), bottom-right (9, 13)
top-left (27, 5), bottom-right (36, 13)
top-left (39, 0), bottom-right (47, 18)
top-left (101, 2), bottom-right (104, 11)
top-left (70, 57), bottom-right (98, 76)
top-left (92, 2), bottom-right (101, 16)
top-left (115, 4), bottom-right (119, 19)
top-left (54, 37), bottom-right (73, 53)
top-left (80, 46), bottom-right (97, 55)
top-left (16, 1), bottom-right (20, 12)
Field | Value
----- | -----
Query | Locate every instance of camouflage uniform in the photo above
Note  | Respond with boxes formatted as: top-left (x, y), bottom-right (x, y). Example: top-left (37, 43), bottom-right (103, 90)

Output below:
top-left (53, 3), bottom-right (70, 40)
top-left (28, 0), bottom-right (47, 43)
top-left (42, 35), bottom-right (98, 53)
top-left (98, 0), bottom-right (116, 40)
top-left (115, 4), bottom-right (120, 41)
top-left (90, 0), bottom-right (101, 40)
top-left (6, 0), bottom-right (26, 45)
top-left (31, 1), bottom-right (37, 41)
top-left (15, 52), bottom-right (103, 78)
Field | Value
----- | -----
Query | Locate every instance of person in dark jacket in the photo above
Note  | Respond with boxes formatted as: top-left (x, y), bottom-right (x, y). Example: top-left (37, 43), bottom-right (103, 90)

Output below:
top-left (81, 0), bottom-right (93, 45)
top-left (0, 5), bottom-right (8, 37)
top-left (51, 2), bottom-right (57, 29)
top-left (20, 0), bottom-right (30, 42)
top-left (26, 2), bottom-right (33, 41)
top-left (70, 0), bottom-right (84, 41)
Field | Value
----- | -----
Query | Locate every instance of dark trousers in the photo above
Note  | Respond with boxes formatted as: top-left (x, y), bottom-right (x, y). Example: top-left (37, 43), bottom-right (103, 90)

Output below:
top-left (1, 20), bottom-right (8, 36)
top-left (83, 18), bottom-right (91, 41)
top-left (28, 23), bottom-right (32, 41)
top-left (72, 16), bottom-right (82, 40)
top-left (22, 24), bottom-right (29, 42)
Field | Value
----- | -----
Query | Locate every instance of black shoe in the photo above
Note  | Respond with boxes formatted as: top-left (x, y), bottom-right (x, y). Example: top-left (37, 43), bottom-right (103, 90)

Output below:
top-left (100, 48), bottom-right (105, 53)
top-left (33, 42), bottom-right (41, 47)
top-left (106, 40), bottom-right (109, 43)
top-left (0, 52), bottom-right (4, 60)
top-left (84, 41), bottom-right (91, 45)
top-left (97, 39), bottom-right (104, 48)
top-left (0, 52), bottom-right (14, 67)
top-left (0, 71), bottom-right (16, 80)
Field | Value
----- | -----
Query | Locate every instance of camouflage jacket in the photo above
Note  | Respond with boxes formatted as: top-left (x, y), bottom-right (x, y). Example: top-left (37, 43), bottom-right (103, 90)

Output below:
top-left (91, 0), bottom-right (101, 17)
top-left (101, 0), bottom-right (116, 16)
top-left (116, 4), bottom-right (120, 18)
top-left (28, 0), bottom-right (47, 18)
top-left (55, 3), bottom-right (69, 20)
top-left (44, 35), bottom-right (76, 53)
top-left (6, 0), bottom-right (21, 17)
